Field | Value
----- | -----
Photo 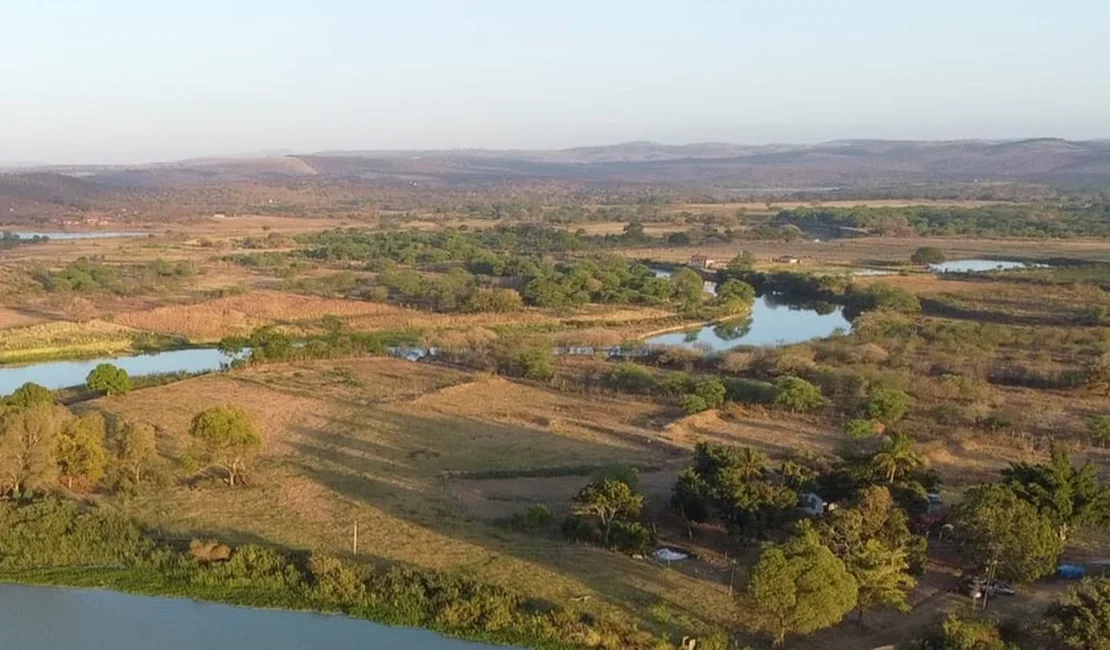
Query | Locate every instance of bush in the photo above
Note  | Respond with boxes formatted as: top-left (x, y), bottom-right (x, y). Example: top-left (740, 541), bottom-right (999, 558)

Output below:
top-left (845, 418), bottom-right (878, 438)
top-left (610, 521), bottom-right (655, 554)
top-left (608, 363), bottom-right (657, 394)
top-left (189, 538), bottom-right (231, 564)
top-left (678, 393), bottom-right (710, 415)
top-left (774, 376), bottom-right (825, 412)
top-left (507, 347), bottom-right (556, 381)
top-left (694, 377), bottom-right (728, 409)
top-left (308, 553), bottom-right (369, 602)
top-left (910, 246), bottom-right (946, 265)
top-left (858, 387), bottom-right (913, 425)
top-left (86, 363), bottom-right (132, 395)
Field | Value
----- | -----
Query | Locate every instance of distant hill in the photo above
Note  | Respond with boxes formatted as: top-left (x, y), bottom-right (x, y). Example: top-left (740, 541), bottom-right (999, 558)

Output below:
top-left (6, 139), bottom-right (1110, 193)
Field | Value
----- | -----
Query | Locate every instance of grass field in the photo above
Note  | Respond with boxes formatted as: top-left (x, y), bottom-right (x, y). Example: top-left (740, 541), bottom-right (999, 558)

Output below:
top-left (0, 319), bottom-right (141, 363)
top-left (90, 358), bottom-right (738, 642)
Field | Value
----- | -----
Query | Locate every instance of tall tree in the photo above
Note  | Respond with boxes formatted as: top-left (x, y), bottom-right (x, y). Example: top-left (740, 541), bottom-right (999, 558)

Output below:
top-left (571, 478), bottom-right (644, 547)
top-left (0, 403), bottom-right (69, 495)
top-left (56, 411), bottom-right (108, 490)
top-left (188, 406), bottom-right (261, 487)
top-left (950, 484), bottom-right (1063, 583)
top-left (113, 418), bottom-right (158, 486)
top-left (1001, 446), bottom-right (1110, 542)
top-left (747, 526), bottom-right (858, 647)
top-left (671, 468), bottom-right (710, 538)
top-left (816, 486), bottom-right (921, 621)
top-left (872, 433), bottom-right (923, 483)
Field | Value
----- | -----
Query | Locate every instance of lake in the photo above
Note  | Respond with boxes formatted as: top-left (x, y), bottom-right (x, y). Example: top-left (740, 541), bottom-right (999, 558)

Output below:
top-left (7, 231), bottom-right (148, 240)
top-left (0, 348), bottom-right (238, 394)
top-left (930, 259), bottom-right (1046, 273)
top-left (0, 584), bottom-right (503, 650)
top-left (644, 295), bottom-right (850, 351)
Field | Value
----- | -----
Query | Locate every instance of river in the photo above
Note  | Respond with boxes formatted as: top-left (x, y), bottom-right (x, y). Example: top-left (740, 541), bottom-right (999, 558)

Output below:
top-left (0, 348), bottom-right (239, 394)
top-left (0, 584), bottom-right (505, 650)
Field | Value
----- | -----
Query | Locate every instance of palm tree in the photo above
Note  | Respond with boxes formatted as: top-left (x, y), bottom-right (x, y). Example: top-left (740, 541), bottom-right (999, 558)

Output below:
top-left (735, 446), bottom-right (767, 481)
top-left (872, 433), bottom-right (922, 483)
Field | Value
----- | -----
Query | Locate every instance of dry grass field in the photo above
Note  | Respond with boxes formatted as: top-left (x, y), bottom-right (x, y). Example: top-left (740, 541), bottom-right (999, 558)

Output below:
top-left (0, 318), bottom-right (139, 362)
top-left (91, 358), bottom-right (739, 641)
top-left (111, 290), bottom-right (676, 341)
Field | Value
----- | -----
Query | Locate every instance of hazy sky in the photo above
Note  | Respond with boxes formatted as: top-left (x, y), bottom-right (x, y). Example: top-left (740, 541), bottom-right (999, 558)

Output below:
top-left (2, 0), bottom-right (1108, 164)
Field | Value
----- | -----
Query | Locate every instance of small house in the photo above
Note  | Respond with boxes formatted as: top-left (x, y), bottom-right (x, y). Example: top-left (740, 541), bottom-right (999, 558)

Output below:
top-left (775, 256), bottom-right (801, 265)
top-left (687, 254), bottom-right (716, 270)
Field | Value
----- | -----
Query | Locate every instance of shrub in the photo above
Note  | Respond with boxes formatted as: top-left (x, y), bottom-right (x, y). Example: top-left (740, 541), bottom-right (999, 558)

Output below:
top-left (858, 387), bottom-right (913, 425)
top-left (308, 553), bottom-right (369, 603)
top-left (610, 521), bottom-right (655, 554)
top-left (189, 538), bottom-right (231, 564)
top-left (678, 393), bottom-right (710, 415)
top-left (774, 376), bottom-right (825, 412)
top-left (694, 377), bottom-right (728, 409)
top-left (508, 347), bottom-right (556, 381)
top-left (608, 363), bottom-right (657, 394)
top-left (910, 246), bottom-right (946, 265)
top-left (845, 418), bottom-right (878, 438)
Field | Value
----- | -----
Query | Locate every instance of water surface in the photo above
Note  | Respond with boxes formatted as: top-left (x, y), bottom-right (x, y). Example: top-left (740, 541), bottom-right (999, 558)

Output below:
top-left (7, 231), bottom-right (148, 240)
top-left (930, 259), bottom-right (1045, 273)
top-left (0, 584), bottom-right (502, 650)
top-left (644, 295), bottom-right (849, 351)
top-left (0, 348), bottom-right (237, 394)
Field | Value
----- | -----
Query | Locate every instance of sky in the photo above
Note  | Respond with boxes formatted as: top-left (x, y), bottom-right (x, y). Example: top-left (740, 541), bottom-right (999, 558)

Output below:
top-left (1, 0), bottom-right (1108, 165)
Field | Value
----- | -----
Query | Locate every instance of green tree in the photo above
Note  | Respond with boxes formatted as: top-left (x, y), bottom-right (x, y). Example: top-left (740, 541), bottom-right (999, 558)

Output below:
top-left (608, 362), bottom-right (657, 393)
top-left (671, 268), bottom-right (706, 312)
top-left (1043, 578), bottom-right (1110, 650)
top-left (747, 527), bottom-right (858, 647)
top-left (950, 483), bottom-right (1063, 583)
top-left (1088, 415), bottom-right (1110, 448)
top-left (56, 411), bottom-right (108, 490)
top-left (570, 478), bottom-right (644, 547)
top-left (858, 387), bottom-right (913, 425)
top-left (774, 376), bottom-right (825, 412)
top-left (1001, 446), bottom-right (1110, 542)
top-left (672, 467), bottom-right (710, 538)
top-left (189, 406), bottom-right (262, 487)
top-left (727, 250), bottom-right (756, 272)
top-left (0, 403), bottom-right (68, 495)
top-left (816, 487), bottom-right (921, 621)
top-left (910, 246), bottom-right (946, 265)
top-left (113, 418), bottom-right (158, 486)
top-left (3, 382), bottom-right (54, 410)
top-left (717, 278), bottom-right (756, 305)
top-left (872, 433), bottom-right (923, 483)
top-left (86, 363), bottom-right (132, 396)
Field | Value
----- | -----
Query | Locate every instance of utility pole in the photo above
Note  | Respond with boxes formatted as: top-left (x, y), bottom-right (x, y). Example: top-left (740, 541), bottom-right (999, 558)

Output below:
top-left (353, 522), bottom-right (359, 555)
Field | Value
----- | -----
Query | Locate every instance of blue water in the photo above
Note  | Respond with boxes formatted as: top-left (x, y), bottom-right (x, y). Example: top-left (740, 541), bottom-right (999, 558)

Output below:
top-left (0, 348), bottom-right (238, 395)
top-left (645, 295), bottom-right (849, 351)
top-left (930, 259), bottom-right (1045, 273)
top-left (8, 231), bottom-right (148, 240)
top-left (0, 584), bottom-right (503, 650)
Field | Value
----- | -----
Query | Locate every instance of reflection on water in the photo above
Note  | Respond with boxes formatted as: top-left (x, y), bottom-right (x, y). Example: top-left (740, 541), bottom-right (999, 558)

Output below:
top-left (0, 584), bottom-right (502, 650)
top-left (645, 295), bottom-right (850, 351)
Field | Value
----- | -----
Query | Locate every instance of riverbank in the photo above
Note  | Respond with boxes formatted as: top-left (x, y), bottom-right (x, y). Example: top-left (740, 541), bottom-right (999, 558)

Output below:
top-left (0, 566), bottom-right (539, 650)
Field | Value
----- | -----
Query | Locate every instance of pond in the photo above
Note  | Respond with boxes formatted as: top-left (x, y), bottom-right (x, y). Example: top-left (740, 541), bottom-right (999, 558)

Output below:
top-left (6, 231), bottom-right (148, 240)
top-left (930, 259), bottom-right (1046, 273)
top-left (0, 584), bottom-right (503, 650)
top-left (643, 295), bottom-right (850, 351)
top-left (0, 348), bottom-right (239, 394)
